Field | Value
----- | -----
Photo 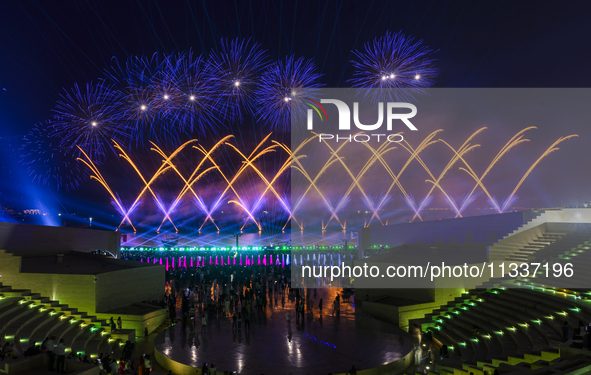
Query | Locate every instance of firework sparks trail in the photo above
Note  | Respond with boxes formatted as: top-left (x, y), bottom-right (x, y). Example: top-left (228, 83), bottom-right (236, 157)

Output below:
top-left (113, 139), bottom-right (198, 230)
top-left (455, 127), bottom-right (535, 215)
top-left (76, 128), bottom-right (576, 232)
top-left (409, 128), bottom-right (486, 221)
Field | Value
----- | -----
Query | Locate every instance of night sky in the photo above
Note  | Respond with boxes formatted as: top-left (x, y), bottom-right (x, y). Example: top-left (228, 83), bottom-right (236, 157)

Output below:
top-left (1, 1), bottom-right (590, 227)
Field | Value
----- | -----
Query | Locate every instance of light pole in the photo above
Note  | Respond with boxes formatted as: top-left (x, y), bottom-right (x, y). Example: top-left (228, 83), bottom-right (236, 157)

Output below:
top-left (233, 232), bottom-right (242, 248)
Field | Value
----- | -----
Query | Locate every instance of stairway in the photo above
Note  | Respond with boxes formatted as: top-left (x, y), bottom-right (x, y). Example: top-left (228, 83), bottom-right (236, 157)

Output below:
top-left (0, 283), bottom-right (135, 361)
top-left (409, 285), bottom-right (591, 375)
top-left (506, 233), bottom-right (564, 262)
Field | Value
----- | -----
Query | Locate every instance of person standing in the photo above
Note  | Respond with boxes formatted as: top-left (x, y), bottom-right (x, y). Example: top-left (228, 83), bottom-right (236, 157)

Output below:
top-left (110, 358), bottom-right (118, 374)
top-left (318, 298), bottom-right (323, 315)
top-left (117, 317), bottom-right (122, 331)
top-left (201, 314), bottom-right (207, 334)
top-left (563, 321), bottom-right (570, 342)
top-left (45, 336), bottom-right (56, 371)
top-left (55, 339), bottom-right (66, 373)
top-left (189, 304), bottom-right (196, 321)
top-left (118, 358), bottom-right (126, 374)
top-left (144, 354), bottom-right (151, 374)
top-left (138, 356), bottom-right (146, 375)
top-left (244, 311), bottom-right (250, 332)
top-left (110, 317), bottom-right (116, 332)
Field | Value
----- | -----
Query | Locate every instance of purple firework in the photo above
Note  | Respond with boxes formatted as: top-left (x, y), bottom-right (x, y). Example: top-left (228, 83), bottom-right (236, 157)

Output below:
top-left (349, 31), bottom-right (437, 94)
top-left (19, 121), bottom-right (87, 191)
top-left (104, 53), bottom-right (167, 144)
top-left (52, 82), bottom-right (128, 163)
top-left (255, 55), bottom-right (323, 131)
top-left (158, 51), bottom-right (223, 137)
top-left (206, 38), bottom-right (268, 121)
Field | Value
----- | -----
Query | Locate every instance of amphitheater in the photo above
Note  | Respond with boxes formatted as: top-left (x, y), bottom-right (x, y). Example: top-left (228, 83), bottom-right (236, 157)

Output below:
top-left (0, 209), bottom-right (591, 374)
top-left (397, 209), bottom-right (591, 375)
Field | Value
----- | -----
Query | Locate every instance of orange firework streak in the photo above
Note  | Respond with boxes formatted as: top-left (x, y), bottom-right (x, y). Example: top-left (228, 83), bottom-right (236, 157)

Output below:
top-left (360, 130), bottom-right (443, 224)
top-left (500, 135), bottom-right (578, 212)
top-left (322, 137), bottom-right (397, 228)
top-left (441, 128), bottom-right (535, 215)
top-left (77, 129), bottom-right (578, 232)
top-left (236, 154), bottom-right (296, 231)
top-left (151, 136), bottom-right (235, 232)
top-left (151, 143), bottom-right (217, 232)
top-left (274, 140), bottom-right (342, 231)
top-left (455, 127), bottom-right (535, 216)
top-left (286, 135), bottom-right (356, 229)
top-left (360, 135), bottom-right (438, 225)
top-left (112, 139), bottom-right (198, 230)
top-left (76, 146), bottom-right (137, 232)
top-left (113, 140), bottom-right (199, 231)
top-left (407, 128), bottom-right (487, 222)
top-left (197, 134), bottom-right (279, 231)
top-left (224, 142), bottom-right (296, 231)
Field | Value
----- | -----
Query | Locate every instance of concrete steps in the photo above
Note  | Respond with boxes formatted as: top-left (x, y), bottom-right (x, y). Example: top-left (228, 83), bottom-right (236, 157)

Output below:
top-left (0, 282), bottom-right (135, 363)
top-left (411, 285), bottom-right (591, 375)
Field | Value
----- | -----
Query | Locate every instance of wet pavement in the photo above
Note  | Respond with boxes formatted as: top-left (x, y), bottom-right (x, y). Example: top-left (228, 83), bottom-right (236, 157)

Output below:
top-left (154, 288), bottom-right (413, 375)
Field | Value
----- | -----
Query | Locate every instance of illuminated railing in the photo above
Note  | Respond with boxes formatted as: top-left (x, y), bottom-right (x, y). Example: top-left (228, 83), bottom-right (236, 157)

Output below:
top-left (120, 244), bottom-right (359, 252)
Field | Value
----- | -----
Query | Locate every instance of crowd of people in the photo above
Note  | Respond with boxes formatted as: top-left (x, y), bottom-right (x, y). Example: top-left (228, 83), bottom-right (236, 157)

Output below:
top-left (563, 320), bottom-right (591, 349)
top-left (159, 262), bottom-right (349, 373)
top-left (0, 259), bottom-right (353, 374)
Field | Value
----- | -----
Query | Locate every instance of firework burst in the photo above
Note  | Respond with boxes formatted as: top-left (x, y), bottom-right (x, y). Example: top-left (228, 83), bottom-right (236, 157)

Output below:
top-left (207, 38), bottom-right (268, 121)
top-left (349, 31), bottom-right (437, 98)
top-left (161, 51), bottom-right (223, 137)
top-left (255, 55), bottom-right (323, 131)
top-left (19, 122), bottom-right (87, 191)
top-left (104, 53), bottom-right (166, 143)
top-left (52, 82), bottom-right (127, 163)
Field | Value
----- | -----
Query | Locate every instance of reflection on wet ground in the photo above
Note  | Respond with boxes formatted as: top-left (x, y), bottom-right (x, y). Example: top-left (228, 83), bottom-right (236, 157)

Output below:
top-left (155, 284), bottom-right (413, 374)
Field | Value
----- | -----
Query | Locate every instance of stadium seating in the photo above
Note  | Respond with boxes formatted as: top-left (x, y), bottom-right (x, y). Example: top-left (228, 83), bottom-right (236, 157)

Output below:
top-left (0, 282), bottom-right (135, 363)
top-left (408, 226), bottom-right (591, 375)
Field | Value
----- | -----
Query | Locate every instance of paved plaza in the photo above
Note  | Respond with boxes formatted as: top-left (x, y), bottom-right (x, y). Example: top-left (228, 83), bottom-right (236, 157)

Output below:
top-left (155, 288), bottom-right (413, 374)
